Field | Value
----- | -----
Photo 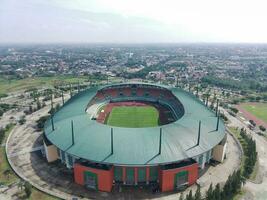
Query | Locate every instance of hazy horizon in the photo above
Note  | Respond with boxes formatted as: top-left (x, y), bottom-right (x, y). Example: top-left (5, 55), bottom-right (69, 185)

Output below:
top-left (1, 0), bottom-right (267, 44)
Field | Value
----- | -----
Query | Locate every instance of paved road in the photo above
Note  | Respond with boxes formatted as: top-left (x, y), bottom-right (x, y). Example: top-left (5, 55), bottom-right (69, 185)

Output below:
top-left (5, 103), bottom-right (241, 200)
top-left (222, 108), bottom-right (267, 200)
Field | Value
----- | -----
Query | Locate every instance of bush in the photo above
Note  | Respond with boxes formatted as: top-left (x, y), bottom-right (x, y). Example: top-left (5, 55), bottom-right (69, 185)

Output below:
top-left (259, 125), bottom-right (266, 132)
top-left (249, 120), bottom-right (256, 127)
top-left (220, 112), bottom-right (228, 122)
top-left (19, 115), bottom-right (26, 125)
top-left (0, 93), bottom-right (8, 98)
top-left (24, 182), bottom-right (32, 197)
top-left (36, 115), bottom-right (49, 130)
top-left (229, 111), bottom-right (236, 117)
top-left (230, 107), bottom-right (239, 114)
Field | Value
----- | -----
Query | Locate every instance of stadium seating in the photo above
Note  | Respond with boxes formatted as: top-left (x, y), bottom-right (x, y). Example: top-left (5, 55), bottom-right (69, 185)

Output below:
top-left (90, 85), bottom-right (185, 123)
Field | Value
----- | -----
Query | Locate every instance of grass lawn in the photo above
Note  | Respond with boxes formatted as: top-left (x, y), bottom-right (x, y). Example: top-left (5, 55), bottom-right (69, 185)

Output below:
top-left (0, 124), bottom-right (59, 199)
top-left (241, 103), bottom-right (267, 123)
top-left (0, 76), bottom-right (90, 95)
top-left (233, 189), bottom-right (245, 200)
top-left (0, 75), bottom-right (124, 96)
top-left (29, 188), bottom-right (60, 200)
top-left (107, 106), bottom-right (159, 128)
top-left (0, 124), bottom-right (18, 185)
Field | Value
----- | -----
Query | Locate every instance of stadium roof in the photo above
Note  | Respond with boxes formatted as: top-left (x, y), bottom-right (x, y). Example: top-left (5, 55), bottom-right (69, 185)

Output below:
top-left (44, 83), bottom-right (225, 166)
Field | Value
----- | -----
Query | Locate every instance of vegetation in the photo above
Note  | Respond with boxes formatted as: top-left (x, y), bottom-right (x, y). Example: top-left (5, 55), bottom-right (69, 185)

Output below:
top-left (18, 115), bottom-right (26, 125)
top-left (0, 103), bottom-right (14, 117)
top-left (0, 124), bottom-right (18, 185)
top-left (36, 115), bottom-right (49, 130)
top-left (180, 170), bottom-right (244, 200)
top-left (0, 75), bottom-right (90, 94)
top-left (29, 188), bottom-right (60, 200)
top-left (259, 125), bottom-right (266, 132)
top-left (0, 124), bottom-right (58, 199)
top-left (230, 107), bottom-right (239, 114)
top-left (0, 93), bottom-right (8, 98)
top-left (240, 128), bottom-right (257, 178)
top-left (24, 181), bottom-right (32, 197)
top-left (241, 103), bottom-right (267, 123)
top-left (181, 127), bottom-right (257, 200)
top-left (202, 75), bottom-right (267, 92)
top-left (107, 106), bottom-right (159, 128)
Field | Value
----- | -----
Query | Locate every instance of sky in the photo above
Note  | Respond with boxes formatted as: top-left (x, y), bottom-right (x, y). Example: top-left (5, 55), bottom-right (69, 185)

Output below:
top-left (0, 0), bottom-right (267, 44)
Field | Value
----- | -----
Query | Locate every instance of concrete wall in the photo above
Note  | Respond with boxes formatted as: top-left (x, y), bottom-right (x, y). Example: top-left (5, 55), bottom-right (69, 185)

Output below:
top-left (43, 142), bottom-right (59, 163)
top-left (74, 163), bottom-right (114, 192)
top-left (159, 163), bottom-right (198, 192)
top-left (212, 142), bottom-right (227, 163)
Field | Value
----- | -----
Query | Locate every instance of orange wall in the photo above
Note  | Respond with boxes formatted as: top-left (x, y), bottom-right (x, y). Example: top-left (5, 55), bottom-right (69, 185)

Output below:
top-left (74, 163), bottom-right (114, 192)
top-left (159, 163), bottom-right (198, 192)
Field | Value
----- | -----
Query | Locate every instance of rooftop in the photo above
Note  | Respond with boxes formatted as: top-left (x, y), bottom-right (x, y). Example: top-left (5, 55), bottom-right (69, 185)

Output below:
top-left (44, 83), bottom-right (225, 166)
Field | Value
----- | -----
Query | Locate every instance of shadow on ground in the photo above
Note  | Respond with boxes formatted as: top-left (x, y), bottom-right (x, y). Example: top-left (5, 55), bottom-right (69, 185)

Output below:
top-left (30, 135), bottom-right (199, 199)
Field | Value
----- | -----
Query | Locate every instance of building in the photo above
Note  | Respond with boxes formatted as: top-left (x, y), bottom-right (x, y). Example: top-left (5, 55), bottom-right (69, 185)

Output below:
top-left (43, 83), bottom-right (226, 192)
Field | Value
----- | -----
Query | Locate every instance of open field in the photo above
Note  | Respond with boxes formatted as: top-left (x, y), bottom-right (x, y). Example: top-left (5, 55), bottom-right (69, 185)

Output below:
top-left (0, 125), bottom-right (58, 199)
top-left (0, 75), bottom-right (124, 95)
top-left (0, 124), bottom-right (18, 185)
top-left (240, 103), bottom-right (267, 123)
top-left (0, 76), bottom-right (90, 95)
top-left (107, 106), bottom-right (159, 128)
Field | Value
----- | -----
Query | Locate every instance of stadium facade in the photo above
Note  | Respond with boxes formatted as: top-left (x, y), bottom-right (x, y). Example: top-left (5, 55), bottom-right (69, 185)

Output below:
top-left (43, 83), bottom-right (227, 192)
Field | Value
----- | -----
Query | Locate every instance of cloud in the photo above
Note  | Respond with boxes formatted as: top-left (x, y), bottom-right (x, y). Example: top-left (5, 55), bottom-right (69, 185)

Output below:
top-left (0, 0), bottom-right (267, 43)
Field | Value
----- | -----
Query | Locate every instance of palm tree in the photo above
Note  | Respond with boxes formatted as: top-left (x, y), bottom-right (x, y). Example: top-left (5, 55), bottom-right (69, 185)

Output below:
top-left (17, 180), bottom-right (25, 191)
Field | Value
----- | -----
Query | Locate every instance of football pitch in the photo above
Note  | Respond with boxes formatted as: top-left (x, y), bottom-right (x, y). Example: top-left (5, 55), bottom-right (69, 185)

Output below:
top-left (241, 103), bottom-right (267, 123)
top-left (106, 106), bottom-right (159, 128)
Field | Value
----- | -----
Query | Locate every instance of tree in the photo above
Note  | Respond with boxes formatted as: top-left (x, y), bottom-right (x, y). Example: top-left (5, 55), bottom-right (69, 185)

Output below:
top-left (206, 184), bottom-right (214, 200)
top-left (24, 181), bottom-right (32, 198)
top-left (55, 103), bottom-right (60, 111)
top-left (3, 169), bottom-right (11, 180)
top-left (194, 185), bottom-right (201, 200)
top-left (29, 105), bottom-right (33, 113)
top-left (230, 107), bottom-right (238, 114)
top-left (19, 115), bottom-right (26, 125)
top-left (36, 115), bottom-right (49, 130)
top-left (214, 183), bottom-right (221, 200)
top-left (0, 108), bottom-right (4, 117)
top-left (17, 180), bottom-right (25, 191)
top-left (259, 125), bottom-right (266, 132)
top-left (179, 192), bottom-right (184, 200)
top-left (186, 190), bottom-right (194, 200)
top-left (37, 100), bottom-right (41, 110)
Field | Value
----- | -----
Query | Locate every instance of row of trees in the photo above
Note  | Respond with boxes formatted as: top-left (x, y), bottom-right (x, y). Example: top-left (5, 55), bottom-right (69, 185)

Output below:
top-left (202, 75), bottom-right (267, 92)
top-left (180, 170), bottom-right (244, 200)
top-left (0, 103), bottom-right (14, 117)
top-left (180, 128), bottom-right (257, 200)
top-left (240, 128), bottom-right (257, 178)
top-left (18, 181), bottom-right (32, 198)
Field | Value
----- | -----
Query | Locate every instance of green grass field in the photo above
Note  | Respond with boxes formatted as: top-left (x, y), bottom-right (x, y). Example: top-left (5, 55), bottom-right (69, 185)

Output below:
top-left (0, 76), bottom-right (89, 95)
top-left (0, 75), bottom-right (124, 96)
top-left (106, 106), bottom-right (159, 128)
top-left (241, 103), bottom-right (267, 123)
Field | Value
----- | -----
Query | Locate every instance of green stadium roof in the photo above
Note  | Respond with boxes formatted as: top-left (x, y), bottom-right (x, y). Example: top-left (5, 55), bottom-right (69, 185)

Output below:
top-left (44, 83), bottom-right (225, 166)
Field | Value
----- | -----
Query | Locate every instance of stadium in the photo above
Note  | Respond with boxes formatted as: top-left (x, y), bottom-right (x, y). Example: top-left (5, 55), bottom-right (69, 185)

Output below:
top-left (43, 83), bottom-right (227, 192)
